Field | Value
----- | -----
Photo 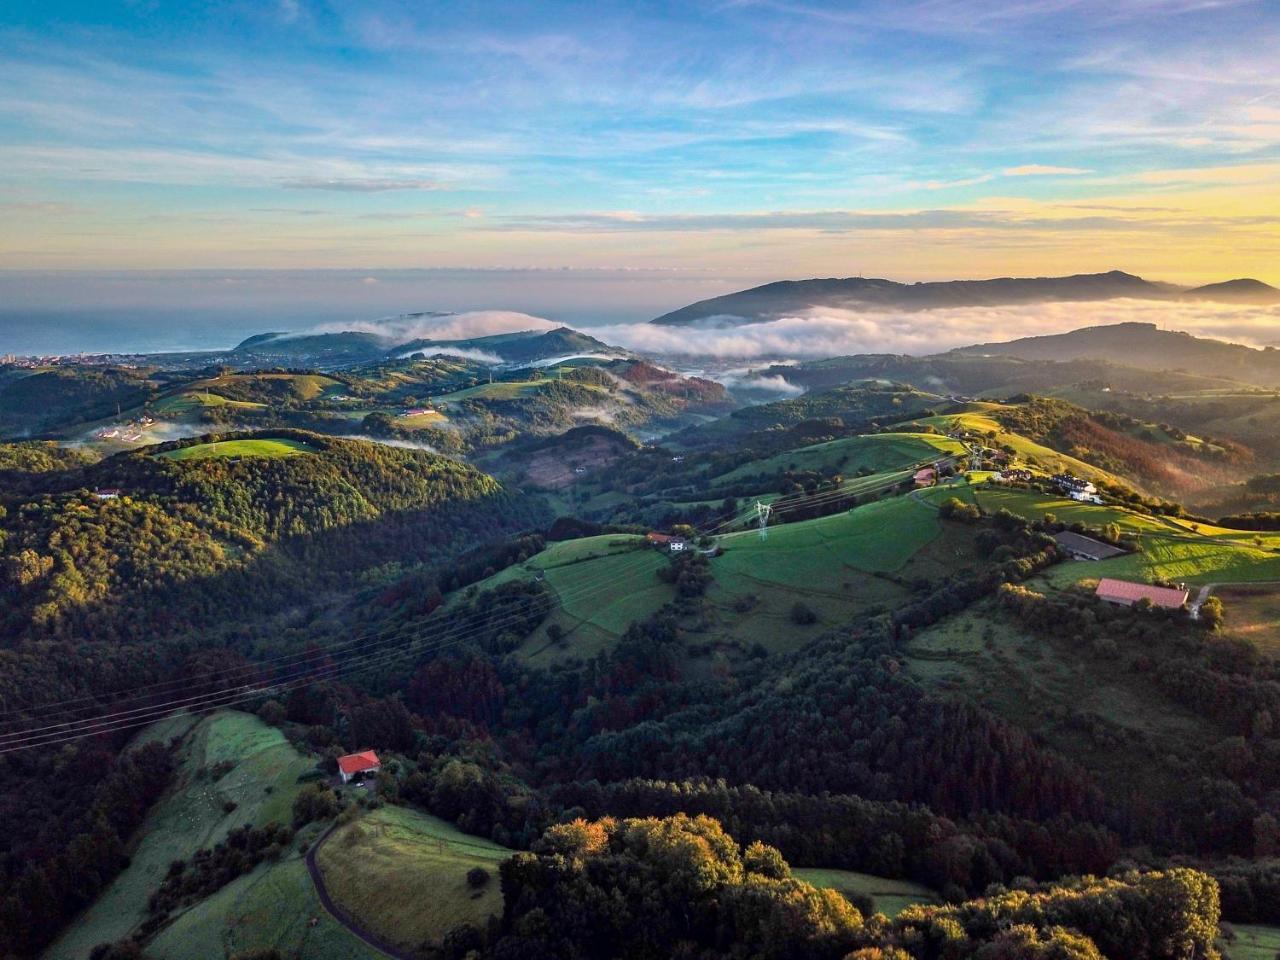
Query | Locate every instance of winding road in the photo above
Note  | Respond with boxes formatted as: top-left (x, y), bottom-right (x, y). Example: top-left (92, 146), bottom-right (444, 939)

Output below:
top-left (303, 823), bottom-right (410, 960)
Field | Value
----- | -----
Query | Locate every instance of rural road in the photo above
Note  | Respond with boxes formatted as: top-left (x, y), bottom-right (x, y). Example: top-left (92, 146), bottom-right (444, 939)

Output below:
top-left (304, 823), bottom-right (412, 960)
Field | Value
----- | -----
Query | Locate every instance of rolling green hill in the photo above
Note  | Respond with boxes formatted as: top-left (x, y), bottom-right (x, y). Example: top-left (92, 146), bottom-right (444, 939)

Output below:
top-left (315, 805), bottom-right (511, 951)
top-left (44, 711), bottom-right (325, 960)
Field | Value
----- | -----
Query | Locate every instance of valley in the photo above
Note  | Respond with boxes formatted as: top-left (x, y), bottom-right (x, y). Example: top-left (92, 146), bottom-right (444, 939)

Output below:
top-left (8, 302), bottom-right (1280, 960)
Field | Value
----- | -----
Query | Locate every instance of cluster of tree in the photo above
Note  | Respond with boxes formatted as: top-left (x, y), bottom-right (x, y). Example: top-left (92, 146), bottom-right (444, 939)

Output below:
top-left (996, 580), bottom-right (1280, 857)
top-left (0, 430), bottom-right (546, 646)
top-left (546, 778), bottom-right (1119, 899)
top-left (468, 814), bottom-right (1219, 960)
top-left (0, 741), bottom-right (173, 958)
top-left (141, 823), bottom-right (294, 933)
top-left (0, 366), bottom-right (156, 436)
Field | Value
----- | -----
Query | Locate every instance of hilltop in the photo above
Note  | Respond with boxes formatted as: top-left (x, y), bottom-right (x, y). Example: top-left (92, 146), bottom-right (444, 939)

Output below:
top-left (1183, 278), bottom-right (1280, 304)
top-left (646, 269), bottom-right (1263, 326)
top-left (952, 321), bottom-right (1280, 387)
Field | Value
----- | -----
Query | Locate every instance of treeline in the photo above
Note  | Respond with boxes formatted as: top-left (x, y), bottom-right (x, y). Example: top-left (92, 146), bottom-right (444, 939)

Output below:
top-left (997, 581), bottom-right (1280, 859)
top-left (470, 814), bottom-right (1220, 960)
top-left (547, 778), bottom-right (1119, 899)
top-left (0, 742), bottom-right (174, 958)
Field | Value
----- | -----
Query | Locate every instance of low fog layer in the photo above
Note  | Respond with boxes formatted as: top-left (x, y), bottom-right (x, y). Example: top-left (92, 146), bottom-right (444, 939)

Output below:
top-left (595, 299), bottom-right (1280, 360)
top-left (312, 310), bottom-right (560, 343)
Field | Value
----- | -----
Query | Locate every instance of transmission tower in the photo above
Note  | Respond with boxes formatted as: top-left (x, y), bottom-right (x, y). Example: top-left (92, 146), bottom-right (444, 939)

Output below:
top-left (754, 501), bottom-right (772, 541)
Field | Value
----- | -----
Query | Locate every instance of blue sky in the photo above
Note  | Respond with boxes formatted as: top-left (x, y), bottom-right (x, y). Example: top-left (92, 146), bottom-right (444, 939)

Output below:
top-left (1, 0), bottom-right (1278, 288)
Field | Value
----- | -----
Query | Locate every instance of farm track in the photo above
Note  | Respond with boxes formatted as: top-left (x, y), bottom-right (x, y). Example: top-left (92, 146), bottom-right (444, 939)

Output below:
top-left (304, 824), bottom-right (406, 960)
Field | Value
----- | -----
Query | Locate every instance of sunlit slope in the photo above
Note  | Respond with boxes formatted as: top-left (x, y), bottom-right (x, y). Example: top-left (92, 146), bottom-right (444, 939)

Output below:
top-left (315, 805), bottom-right (511, 951)
top-left (459, 493), bottom-right (976, 664)
top-left (44, 711), bottom-right (322, 960)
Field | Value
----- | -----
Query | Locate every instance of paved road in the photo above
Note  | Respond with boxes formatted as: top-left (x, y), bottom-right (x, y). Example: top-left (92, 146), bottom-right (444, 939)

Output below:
top-left (304, 822), bottom-right (411, 960)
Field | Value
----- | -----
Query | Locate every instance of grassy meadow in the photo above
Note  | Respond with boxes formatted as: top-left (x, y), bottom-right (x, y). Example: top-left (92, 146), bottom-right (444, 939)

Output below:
top-left (314, 805), bottom-right (511, 951)
top-left (45, 711), bottom-right (317, 960)
top-left (158, 437), bottom-right (319, 460)
top-left (792, 869), bottom-right (940, 918)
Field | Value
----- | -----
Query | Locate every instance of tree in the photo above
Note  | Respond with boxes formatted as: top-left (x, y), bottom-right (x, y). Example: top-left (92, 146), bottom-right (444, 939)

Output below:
top-left (1200, 595), bottom-right (1225, 631)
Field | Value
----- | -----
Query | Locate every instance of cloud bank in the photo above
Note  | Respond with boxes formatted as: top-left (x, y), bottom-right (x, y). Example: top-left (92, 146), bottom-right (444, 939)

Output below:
top-left (312, 310), bottom-right (560, 344)
top-left (593, 299), bottom-right (1280, 360)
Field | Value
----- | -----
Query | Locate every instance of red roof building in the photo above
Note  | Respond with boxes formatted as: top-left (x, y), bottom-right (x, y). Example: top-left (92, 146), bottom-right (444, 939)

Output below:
top-left (913, 467), bottom-right (936, 488)
top-left (337, 750), bottom-right (381, 783)
top-left (1095, 578), bottom-right (1188, 610)
top-left (646, 532), bottom-right (674, 545)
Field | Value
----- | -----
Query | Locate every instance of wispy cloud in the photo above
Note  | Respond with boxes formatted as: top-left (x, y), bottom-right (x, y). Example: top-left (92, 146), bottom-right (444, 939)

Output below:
top-left (1003, 164), bottom-right (1091, 176)
top-left (279, 178), bottom-right (449, 192)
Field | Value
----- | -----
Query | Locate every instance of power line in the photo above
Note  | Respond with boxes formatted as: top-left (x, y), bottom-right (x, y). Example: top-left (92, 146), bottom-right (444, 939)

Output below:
top-left (0, 454), bottom-right (960, 753)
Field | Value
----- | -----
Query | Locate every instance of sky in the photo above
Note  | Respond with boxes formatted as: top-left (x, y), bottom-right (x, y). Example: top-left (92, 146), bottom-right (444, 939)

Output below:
top-left (1, 0), bottom-right (1279, 331)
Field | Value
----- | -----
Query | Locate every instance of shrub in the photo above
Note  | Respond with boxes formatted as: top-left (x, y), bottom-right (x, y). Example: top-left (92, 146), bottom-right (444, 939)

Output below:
top-left (466, 865), bottom-right (491, 889)
top-left (790, 602), bottom-right (819, 625)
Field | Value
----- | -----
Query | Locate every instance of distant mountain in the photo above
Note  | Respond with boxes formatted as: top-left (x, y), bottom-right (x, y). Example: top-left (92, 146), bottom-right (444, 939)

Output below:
top-left (1181, 278), bottom-right (1280, 304)
top-left (397, 326), bottom-right (628, 365)
top-left (232, 331), bottom-right (388, 363)
top-left (951, 321), bottom-right (1280, 387)
top-left (649, 270), bottom-right (1267, 326)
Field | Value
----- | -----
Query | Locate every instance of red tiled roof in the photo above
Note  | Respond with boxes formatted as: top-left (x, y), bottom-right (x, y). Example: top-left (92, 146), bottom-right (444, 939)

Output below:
top-left (914, 468), bottom-right (935, 481)
top-left (1095, 578), bottom-right (1188, 609)
top-left (337, 750), bottom-right (381, 774)
top-left (646, 532), bottom-right (674, 544)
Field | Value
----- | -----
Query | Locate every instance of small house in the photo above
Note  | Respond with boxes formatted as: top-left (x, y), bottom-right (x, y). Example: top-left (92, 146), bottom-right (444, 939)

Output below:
top-left (94, 488), bottom-right (122, 500)
top-left (1095, 578), bottom-right (1188, 610)
top-left (913, 467), bottom-right (936, 488)
top-left (1068, 490), bottom-right (1104, 504)
top-left (646, 532), bottom-right (674, 547)
top-left (669, 539), bottom-right (688, 553)
top-left (337, 750), bottom-right (381, 784)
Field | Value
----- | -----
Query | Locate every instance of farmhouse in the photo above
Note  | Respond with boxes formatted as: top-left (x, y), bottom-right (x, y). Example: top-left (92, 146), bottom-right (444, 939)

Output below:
top-left (1053, 473), bottom-right (1096, 496)
top-left (913, 467), bottom-right (936, 488)
top-left (93, 488), bottom-right (122, 500)
top-left (337, 750), bottom-right (381, 784)
top-left (1095, 577), bottom-right (1188, 610)
top-left (646, 532), bottom-right (689, 553)
top-left (1054, 531), bottom-right (1124, 561)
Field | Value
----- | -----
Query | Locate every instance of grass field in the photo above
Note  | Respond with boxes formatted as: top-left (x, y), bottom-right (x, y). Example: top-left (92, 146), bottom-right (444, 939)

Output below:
top-left (1218, 583), bottom-right (1280, 657)
top-left (1222, 924), bottom-right (1280, 960)
top-left (792, 869), bottom-right (940, 917)
top-left (459, 492), bottom-right (969, 666)
top-left (315, 805), bottom-right (511, 951)
top-left (46, 711), bottom-right (318, 960)
top-left (905, 409), bottom-right (1124, 486)
top-left (712, 432), bottom-right (964, 487)
top-left (147, 856), bottom-right (381, 960)
top-left (394, 409), bottom-right (448, 428)
top-left (971, 486), bottom-right (1280, 587)
top-left (158, 437), bottom-right (318, 461)
top-left (152, 391), bottom-right (267, 415)
top-left (189, 372), bottom-right (342, 402)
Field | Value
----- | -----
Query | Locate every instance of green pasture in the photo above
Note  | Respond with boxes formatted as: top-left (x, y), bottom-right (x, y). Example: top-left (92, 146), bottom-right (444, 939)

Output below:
top-left (712, 432), bottom-right (964, 486)
top-left (792, 868), bottom-right (940, 918)
top-left (158, 437), bottom-right (318, 461)
top-left (315, 805), bottom-right (511, 951)
top-left (147, 856), bottom-right (380, 960)
top-left (1222, 924), bottom-right (1280, 960)
top-left (45, 711), bottom-right (316, 960)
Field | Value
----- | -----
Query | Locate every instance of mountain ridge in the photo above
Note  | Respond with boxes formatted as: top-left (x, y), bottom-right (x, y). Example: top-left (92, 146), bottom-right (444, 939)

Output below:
top-left (650, 270), bottom-right (1275, 326)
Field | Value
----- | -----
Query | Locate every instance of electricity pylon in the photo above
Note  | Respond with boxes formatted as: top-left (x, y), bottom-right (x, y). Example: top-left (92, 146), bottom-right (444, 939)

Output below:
top-left (755, 501), bottom-right (772, 541)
